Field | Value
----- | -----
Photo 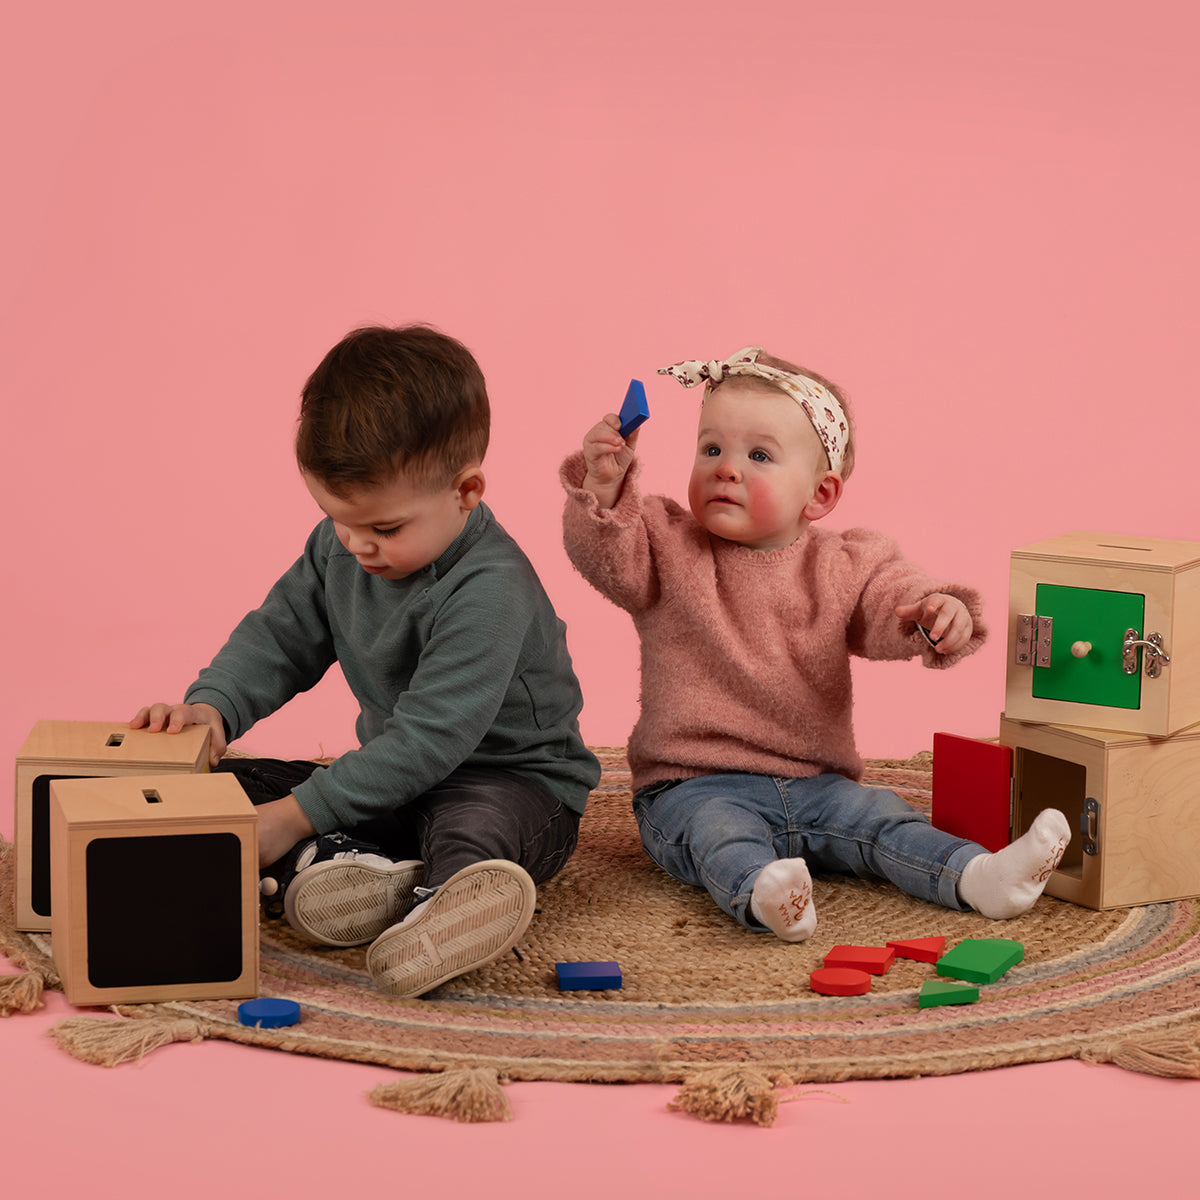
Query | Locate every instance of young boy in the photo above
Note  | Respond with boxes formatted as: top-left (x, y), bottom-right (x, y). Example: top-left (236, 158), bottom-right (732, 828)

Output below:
top-left (134, 325), bottom-right (599, 996)
top-left (562, 346), bottom-right (1069, 941)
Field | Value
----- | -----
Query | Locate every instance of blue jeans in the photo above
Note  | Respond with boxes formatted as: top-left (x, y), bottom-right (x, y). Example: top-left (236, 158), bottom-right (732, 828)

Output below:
top-left (633, 772), bottom-right (985, 931)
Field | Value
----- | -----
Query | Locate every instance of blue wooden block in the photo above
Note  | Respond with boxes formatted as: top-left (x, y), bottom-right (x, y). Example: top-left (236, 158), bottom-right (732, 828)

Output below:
top-left (556, 961), bottom-right (622, 990)
top-left (238, 998), bottom-right (301, 1028)
top-left (618, 379), bottom-right (650, 438)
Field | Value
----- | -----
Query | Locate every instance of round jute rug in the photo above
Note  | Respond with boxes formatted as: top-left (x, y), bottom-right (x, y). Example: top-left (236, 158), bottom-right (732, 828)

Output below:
top-left (6, 749), bottom-right (1200, 1095)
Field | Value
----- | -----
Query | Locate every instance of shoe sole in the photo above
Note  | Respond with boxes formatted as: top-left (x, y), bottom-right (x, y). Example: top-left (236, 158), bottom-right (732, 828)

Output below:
top-left (365, 859), bottom-right (536, 998)
top-left (285, 859), bottom-right (424, 947)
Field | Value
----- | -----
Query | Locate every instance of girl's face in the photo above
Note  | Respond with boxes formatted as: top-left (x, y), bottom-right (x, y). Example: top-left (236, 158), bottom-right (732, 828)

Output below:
top-left (687, 379), bottom-right (840, 551)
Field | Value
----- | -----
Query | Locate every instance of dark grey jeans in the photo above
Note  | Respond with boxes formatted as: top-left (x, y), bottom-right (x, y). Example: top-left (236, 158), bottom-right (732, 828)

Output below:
top-left (216, 757), bottom-right (579, 890)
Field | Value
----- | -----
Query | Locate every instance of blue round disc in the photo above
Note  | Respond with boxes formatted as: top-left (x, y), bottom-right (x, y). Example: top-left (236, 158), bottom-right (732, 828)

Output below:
top-left (237, 998), bottom-right (301, 1028)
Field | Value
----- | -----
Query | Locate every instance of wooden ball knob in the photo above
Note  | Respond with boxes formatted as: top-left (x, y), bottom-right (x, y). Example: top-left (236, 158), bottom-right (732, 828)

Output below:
top-left (1071, 641), bottom-right (1092, 658)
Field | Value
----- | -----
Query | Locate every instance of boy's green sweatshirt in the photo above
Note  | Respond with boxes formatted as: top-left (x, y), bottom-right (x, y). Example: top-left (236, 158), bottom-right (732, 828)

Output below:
top-left (186, 503), bottom-right (599, 832)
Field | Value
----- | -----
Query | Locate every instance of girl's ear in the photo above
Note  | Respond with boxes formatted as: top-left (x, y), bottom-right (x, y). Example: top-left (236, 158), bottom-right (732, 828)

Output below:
top-left (454, 465), bottom-right (486, 511)
top-left (803, 471), bottom-right (843, 522)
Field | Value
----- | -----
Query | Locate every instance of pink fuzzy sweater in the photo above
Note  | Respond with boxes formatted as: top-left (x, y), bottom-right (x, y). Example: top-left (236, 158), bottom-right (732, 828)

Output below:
top-left (561, 452), bottom-right (987, 792)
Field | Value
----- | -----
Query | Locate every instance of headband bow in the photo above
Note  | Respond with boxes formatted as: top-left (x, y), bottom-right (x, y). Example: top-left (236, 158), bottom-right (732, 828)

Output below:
top-left (657, 346), bottom-right (848, 475)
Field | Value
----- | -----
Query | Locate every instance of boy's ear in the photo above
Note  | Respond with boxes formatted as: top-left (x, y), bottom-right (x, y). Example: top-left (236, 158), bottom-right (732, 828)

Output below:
top-left (802, 471), bottom-right (843, 523)
top-left (454, 464), bottom-right (486, 511)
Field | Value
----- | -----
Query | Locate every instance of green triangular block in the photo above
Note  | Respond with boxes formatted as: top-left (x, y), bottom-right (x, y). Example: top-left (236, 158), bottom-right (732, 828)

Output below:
top-left (918, 980), bottom-right (980, 1008)
top-left (936, 938), bottom-right (1024, 984)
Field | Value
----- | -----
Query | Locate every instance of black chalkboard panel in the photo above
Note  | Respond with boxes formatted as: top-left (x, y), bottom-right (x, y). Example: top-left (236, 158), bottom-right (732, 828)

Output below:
top-left (84, 832), bottom-right (244, 987)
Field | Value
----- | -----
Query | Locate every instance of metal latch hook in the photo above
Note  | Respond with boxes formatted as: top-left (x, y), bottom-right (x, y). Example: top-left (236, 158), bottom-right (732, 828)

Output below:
top-left (1122, 629), bottom-right (1171, 678)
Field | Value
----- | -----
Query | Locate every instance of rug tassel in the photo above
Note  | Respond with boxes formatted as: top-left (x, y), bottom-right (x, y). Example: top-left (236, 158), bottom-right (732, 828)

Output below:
top-left (0, 969), bottom-right (45, 1016)
top-left (49, 1015), bottom-right (209, 1067)
top-left (667, 1067), bottom-right (796, 1128)
top-left (368, 1068), bottom-right (512, 1123)
top-left (1085, 1029), bottom-right (1200, 1079)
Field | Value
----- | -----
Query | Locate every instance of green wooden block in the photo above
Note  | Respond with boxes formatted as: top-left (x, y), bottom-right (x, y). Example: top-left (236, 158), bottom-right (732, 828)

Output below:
top-left (918, 980), bottom-right (980, 1009)
top-left (936, 938), bottom-right (1024, 984)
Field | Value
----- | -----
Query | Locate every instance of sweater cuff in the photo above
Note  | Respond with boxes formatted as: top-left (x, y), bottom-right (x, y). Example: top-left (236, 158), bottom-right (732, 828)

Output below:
top-left (907, 585), bottom-right (988, 669)
top-left (291, 771), bottom-right (341, 835)
top-left (180, 687), bottom-right (237, 741)
top-left (559, 450), bottom-right (643, 526)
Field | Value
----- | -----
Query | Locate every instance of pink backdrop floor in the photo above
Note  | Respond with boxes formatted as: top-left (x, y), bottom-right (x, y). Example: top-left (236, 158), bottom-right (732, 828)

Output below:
top-left (4, 969), bottom-right (1199, 1197)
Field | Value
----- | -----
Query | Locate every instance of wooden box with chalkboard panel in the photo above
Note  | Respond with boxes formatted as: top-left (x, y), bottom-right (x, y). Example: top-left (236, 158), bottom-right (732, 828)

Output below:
top-left (14, 720), bottom-right (211, 931)
top-left (49, 772), bottom-right (258, 1006)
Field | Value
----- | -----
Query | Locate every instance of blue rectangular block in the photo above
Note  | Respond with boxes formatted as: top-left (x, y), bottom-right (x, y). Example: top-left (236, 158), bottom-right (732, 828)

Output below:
top-left (618, 379), bottom-right (649, 438)
top-left (556, 961), bottom-right (622, 990)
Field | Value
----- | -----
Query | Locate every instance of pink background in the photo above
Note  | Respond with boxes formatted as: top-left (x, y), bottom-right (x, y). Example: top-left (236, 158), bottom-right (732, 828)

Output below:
top-left (3, 1), bottom-right (1198, 1191)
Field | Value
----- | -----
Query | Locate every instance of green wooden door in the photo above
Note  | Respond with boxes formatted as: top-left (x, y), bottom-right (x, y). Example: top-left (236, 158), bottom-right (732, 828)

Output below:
top-left (1031, 584), bottom-right (1144, 709)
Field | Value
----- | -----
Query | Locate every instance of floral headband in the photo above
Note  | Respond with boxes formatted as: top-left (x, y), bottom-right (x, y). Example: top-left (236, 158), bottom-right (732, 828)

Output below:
top-left (657, 346), bottom-right (849, 475)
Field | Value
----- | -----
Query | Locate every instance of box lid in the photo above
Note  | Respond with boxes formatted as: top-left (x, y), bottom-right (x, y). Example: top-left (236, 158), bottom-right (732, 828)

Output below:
top-left (17, 721), bottom-right (210, 769)
top-left (49, 773), bottom-right (255, 827)
top-left (1000, 713), bottom-right (1200, 749)
top-left (1012, 532), bottom-right (1200, 574)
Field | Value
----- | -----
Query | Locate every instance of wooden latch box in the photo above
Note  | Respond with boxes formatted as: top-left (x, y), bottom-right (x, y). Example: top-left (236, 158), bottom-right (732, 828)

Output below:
top-left (1005, 532), bottom-right (1200, 737)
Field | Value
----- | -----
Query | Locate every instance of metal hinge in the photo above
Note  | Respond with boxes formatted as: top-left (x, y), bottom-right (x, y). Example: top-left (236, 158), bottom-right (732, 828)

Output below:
top-left (1015, 614), bottom-right (1053, 667)
top-left (1123, 629), bottom-right (1171, 678)
top-left (1081, 797), bottom-right (1099, 855)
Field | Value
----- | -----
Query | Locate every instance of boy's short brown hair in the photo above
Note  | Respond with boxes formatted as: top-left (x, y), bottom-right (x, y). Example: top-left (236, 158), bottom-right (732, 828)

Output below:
top-left (296, 325), bottom-right (490, 496)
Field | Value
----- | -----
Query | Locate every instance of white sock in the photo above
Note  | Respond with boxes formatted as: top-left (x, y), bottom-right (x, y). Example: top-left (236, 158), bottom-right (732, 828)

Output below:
top-left (958, 809), bottom-right (1071, 919)
top-left (750, 859), bottom-right (818, 943)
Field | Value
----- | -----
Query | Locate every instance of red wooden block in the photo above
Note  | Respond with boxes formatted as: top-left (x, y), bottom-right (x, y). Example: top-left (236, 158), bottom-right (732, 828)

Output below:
top-left (823, 945), bottom-right (895, 975)
top-left (886, 937), bottom-right (947, 964)
top-left (810, 967), bottom-right (872, 996)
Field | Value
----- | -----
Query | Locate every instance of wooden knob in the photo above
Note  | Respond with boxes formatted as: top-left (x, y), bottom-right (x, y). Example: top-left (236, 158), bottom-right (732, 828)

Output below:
top-left (1071, 641), bottom-right (1092, 658)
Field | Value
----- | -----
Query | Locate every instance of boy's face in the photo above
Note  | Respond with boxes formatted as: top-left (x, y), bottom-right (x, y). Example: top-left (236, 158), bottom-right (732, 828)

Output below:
top-left (303, 467), bottom-right (482, 581)
top-left (687, 379), bottom-right (838, 551)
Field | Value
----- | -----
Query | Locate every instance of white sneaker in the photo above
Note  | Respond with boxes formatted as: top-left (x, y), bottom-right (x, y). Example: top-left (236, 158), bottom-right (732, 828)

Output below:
top-left (274, 832), bottom-right (424, 947)
top-left (365, 859), bottom-right (536, 997)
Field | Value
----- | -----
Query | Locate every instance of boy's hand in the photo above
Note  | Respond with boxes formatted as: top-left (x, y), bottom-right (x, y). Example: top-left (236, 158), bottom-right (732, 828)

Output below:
top-left (582, 414), bottom-right (640, 509)
top-left (255, 795), bottom-right (317, 868)
top-left (130, 701), bottom-right (227, 766)
top-left (896, 594), bottom-right (973, 655)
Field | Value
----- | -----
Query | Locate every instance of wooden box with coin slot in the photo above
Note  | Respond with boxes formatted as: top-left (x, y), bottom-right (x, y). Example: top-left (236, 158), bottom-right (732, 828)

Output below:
top-left (50, 772), bottom-right (258, 1006)
top-left (1004, 532), bottom-right (1200, 737)
top-left (14, 721), bottom-right (210, 931)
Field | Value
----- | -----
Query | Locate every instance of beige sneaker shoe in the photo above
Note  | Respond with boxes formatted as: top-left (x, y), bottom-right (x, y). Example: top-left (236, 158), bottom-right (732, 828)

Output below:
top-left (365, 859), bottom-right (537, 997)
top-left (281, 835), bottom-right (424, 947)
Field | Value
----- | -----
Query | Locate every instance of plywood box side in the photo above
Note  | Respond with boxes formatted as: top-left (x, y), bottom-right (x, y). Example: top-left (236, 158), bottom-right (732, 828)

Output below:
top-left (1168, 566), bottom-right (1200, 734)
top-left (49, 796), bottom-right (78, 981)
top-left (1101, 736), bottom-right (1200, 908)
